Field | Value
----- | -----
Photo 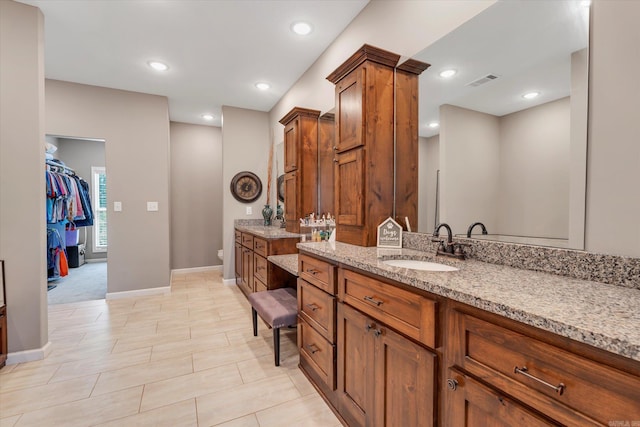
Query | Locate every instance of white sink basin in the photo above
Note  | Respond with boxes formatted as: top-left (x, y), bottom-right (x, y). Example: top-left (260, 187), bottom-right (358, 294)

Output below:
top-left (382, 259), bottom-right (459, 272)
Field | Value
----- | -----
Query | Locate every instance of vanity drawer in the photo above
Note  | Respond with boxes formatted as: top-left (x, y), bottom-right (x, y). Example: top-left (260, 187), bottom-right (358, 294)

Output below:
top-left (338, 269), bottom-right (436, 348)
top-left (448, 310), bottom-right (640, 425)
top-left (253, 237), bottom-right (268, 257)
top-left (235, 229), bottom-right (242, 243)
top-left (298, 253), bottom-right (336, 295)
top-left (241, 233), bottom-right (254, 249)
top-left (298, 318), bottom-right (336, 390)
top-left (253, 254), bottom-right (268, 285)
top-left (254, 276), bottom-right (267, 293)
top-left (298, 278), bottom-right (336, 343)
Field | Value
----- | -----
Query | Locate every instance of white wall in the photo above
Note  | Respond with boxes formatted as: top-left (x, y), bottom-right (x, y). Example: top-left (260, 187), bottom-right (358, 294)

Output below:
top-left (45, 80), bottom-right (171, 294)
top-left (222, 107), bottom-right (270, 280)
top-left (170, 122), bottom-right (223, 269)
top-left (498, 97), bottom-right (570, 238)
top-left (586, 0), bottom-right (640, 257)
top-left (0, 0), bottom-right (48, 356)
top-left (439, 104), bottom-right (501, 235)
top-left (418, 135), bottom-right (440, 234)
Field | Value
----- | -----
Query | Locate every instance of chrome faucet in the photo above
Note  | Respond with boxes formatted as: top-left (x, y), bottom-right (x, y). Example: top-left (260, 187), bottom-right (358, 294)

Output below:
top-left (433, 223), bottom-right (467, 260)
top-left (467, 222), bottom-right (488, 238)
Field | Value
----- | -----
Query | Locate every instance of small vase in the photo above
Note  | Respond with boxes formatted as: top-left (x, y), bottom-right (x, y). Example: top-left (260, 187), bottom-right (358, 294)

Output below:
top-left (262, 204), bottom-right (273, 226)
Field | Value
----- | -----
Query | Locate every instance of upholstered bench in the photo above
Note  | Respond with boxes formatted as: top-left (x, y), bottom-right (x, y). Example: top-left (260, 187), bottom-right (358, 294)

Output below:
top-left (247, 287), bottom-right (298, 366)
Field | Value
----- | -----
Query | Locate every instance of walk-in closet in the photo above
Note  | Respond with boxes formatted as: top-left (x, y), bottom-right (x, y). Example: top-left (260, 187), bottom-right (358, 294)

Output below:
top-left (45, 135), bottom-right (107, 304)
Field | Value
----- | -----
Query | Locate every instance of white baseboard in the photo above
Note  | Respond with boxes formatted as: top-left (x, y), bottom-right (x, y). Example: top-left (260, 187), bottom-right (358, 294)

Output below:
top-left (223, 278), bottom-right (237, 286)
top-left (105, 286), bottom-right (171, 300)
top-left (85, 258), bottom-right (107, 264)
top-left (171, 265), bottom-right (222, 275)
top-left (7, 341), bottom-right (52, 365)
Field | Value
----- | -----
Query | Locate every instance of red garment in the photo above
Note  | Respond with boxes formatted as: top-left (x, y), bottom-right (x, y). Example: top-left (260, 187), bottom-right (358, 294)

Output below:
top-left (59, 250), bottom-right (69, 277)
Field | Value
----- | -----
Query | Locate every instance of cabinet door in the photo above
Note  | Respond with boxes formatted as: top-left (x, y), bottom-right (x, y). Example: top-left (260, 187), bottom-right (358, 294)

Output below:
top-left (334, 148), bottom-right (364, 226)
top-left (234, 242), bottom-right (242, 285)
top-left (335, 68), bottom-right (364, 152)
top-left (445, 369), bottom-right (558, 427)
top-left (241, 247), bottom-right (253, 294)
top-left (284, 118), bottom-right (298, 172)
top-left (337, 303), bottom-right (374, 427)
top-left (284, 171), bottom-right (298, 229)
top-left (373, 326), bottom-right (436, 427)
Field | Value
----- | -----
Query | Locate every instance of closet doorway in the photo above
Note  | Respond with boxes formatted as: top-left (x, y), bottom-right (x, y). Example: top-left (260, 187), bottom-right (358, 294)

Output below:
top-left (46, 135), bottom-right (108, 305)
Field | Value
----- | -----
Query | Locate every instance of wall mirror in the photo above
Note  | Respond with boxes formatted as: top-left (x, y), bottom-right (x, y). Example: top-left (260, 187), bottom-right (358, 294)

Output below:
top-left (0, 260), bottom-right (5, 307)
top-left (412, 0), bottom-right (590, 249)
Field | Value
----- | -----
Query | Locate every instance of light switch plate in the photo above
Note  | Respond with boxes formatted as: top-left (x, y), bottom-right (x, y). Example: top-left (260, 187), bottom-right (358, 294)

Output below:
top-left (114, 201), bottom-right (122, 212)
top-left (147, 201), bottom-right (159, 212)
top-left (246, 206), bottom-right (252, 215)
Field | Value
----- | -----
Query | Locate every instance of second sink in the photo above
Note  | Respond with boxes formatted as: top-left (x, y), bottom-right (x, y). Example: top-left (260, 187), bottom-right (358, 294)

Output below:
top-left (382, 259), bottom-right (459, 272)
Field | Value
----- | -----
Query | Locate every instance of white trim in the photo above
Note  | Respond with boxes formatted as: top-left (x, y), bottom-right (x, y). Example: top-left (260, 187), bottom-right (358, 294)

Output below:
top-left (85, 258), bottom-right (107, 264)
top-left (7, 341), bottom-right (52, 365)
top-left (223, 278), bottom-right (237, 286)
top-left (105, 286), bottom-right (170, 300)
top-left (171, 265), bottom-right (221, 274)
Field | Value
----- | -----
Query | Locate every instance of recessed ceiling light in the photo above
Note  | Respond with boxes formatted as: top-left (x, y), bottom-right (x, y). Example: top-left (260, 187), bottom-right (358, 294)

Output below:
top-left (291, 21), bottom-right (312, 36)
top-left (201, 114), bottom-right (214, 121)
top-left (522, 91), bottom-right (540, 100)
top-left (148, 61), bottom-right (169, 71)
top-left (428, 122), bottom-right (440, 129)
top-left (255, 82), bottom-right (270, 91)
top-left (439, 69), bottom-right (457, 78)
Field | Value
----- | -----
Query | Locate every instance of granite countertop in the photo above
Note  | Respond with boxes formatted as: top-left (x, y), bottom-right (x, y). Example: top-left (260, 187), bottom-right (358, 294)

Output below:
top-left (268, 254), bottom-right (299, 276)
top-left (297, 241), bottom-right (640, 362)
top-left (235, 224), bottom-right (301, 240)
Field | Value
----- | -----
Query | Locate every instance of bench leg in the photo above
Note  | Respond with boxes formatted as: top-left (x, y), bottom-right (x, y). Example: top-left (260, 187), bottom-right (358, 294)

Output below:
top-left (252, 307), bottom-right (258, 337)
top-left (273, 327), bottom-right (280, 366)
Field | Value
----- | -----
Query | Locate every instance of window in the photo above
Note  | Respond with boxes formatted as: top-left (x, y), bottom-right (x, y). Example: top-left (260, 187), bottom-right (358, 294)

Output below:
top-left (92, 166), bottom-right (107, 252)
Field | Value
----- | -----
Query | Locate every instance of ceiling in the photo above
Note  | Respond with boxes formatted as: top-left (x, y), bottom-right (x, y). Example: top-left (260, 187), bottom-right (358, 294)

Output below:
top-left (17, 0), bottom-right (369, 127)
top-left (415, 0), bottom-right (590, 137)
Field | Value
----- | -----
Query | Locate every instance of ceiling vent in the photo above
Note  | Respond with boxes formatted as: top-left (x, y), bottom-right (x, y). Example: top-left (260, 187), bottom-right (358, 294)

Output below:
top-left (467, 74), bottom-right (499, 87)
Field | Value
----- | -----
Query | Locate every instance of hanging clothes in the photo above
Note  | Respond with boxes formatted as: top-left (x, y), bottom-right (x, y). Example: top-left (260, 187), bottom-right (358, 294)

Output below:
top-left (45, 166), bottom-right (93, 226)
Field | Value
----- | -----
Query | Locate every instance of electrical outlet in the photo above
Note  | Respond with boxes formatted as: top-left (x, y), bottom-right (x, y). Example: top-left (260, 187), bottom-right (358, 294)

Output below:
top-left (246, 206), bottom-right (252, 215)
top-left (114, 201), bottom-right (122, 212)
top-left (147, 201), bottom-right (159, 212)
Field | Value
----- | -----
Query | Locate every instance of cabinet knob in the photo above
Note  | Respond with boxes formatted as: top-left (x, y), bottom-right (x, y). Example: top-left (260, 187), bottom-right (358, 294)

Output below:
top-left (447, 378), bottom-right (459, 391)
top-left (333, 146), bottom-right (337, 150)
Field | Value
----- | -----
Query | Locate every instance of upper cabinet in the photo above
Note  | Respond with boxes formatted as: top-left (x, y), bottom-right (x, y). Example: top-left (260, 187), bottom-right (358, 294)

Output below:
top-left (327, 44), bottom-right (429, 246)
top-left (279, 107), bottom-right (320, 232)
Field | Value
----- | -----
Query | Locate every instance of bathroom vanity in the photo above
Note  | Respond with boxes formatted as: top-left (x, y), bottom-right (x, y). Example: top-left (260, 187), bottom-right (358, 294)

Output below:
top-left (296, 241), bottom-right (640, 426)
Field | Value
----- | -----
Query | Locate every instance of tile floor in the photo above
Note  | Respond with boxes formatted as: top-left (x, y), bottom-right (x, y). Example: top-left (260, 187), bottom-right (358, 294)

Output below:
top-left (0, 270), bottom-right (342, 427)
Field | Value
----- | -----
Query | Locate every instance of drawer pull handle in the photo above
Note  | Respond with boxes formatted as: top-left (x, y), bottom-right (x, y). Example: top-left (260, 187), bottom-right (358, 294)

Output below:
top-left (447, 378), bottom-right (459, 391)
top-left (306, 344), bottom-right (319, 354)
top-left (306, 268), bottom-right (319, 275)
top-left (372, 328), bottom-right (382, 337)
top-left (305, 303), bottom-right (319, 312)
top-left (514, 366), bottom-right (565, 396)
top-left (364, 295), bottom-right (383, 306)
top-left (365, 323), bottom-right (373, 332)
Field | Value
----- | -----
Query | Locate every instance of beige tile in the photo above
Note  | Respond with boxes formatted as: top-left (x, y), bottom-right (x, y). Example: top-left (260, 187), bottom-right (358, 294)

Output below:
top-left (111, 326), bottom-right (191, 353)
top-left (190, 317), bottom-right (248, 338)
top-left (13, 385), bottom-right (143, 427)
top-left (236, 352), bottom-right (298, 384)
top-left (0, 363), bottom-right (61, 393)
top-left (92, 354), bottom-right (193, 396)
top-left (288, 367), bottom-right (318, 397)
top-left (0, 363), bottom-right (17, 375)
top-left (195, 374), bottom-right (301, 426)
top-left (192, 341), bottom-right (272, 372)
top-left (140, 364), bottom-right (243, 412)
top-left (95, 398), bottom-right (197, 427)
top-left (0, 375), bottom-right (98, 418)
top-left (255, 394), bottom-right (342, 427)
top-left (150, 332), bottom-right (228, 362)
top-left (0, 414), bottom-right (21, 427)
top-left (213, 414), bottom-right (259, 427)
top-left (50, 347), bottom-right (151, 383)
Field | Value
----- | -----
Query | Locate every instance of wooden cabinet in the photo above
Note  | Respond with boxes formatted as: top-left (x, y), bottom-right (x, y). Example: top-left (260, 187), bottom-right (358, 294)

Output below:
top-left (297, 254), bottom-right (338, 407)
top-left (0, 305), bottom-right (6, 368)
top-left (279, 107), bottom-right (320, 233)
top-left (318, 113), bottom-right (335, 216)
top-left (337, 302), bottom-right (436, 427)
top-left (234, 229), bottom-right (298, 298)
top-left (327, 45), bottom-right (429, 246)
top-left (444, 303), bottom-right (640, 426)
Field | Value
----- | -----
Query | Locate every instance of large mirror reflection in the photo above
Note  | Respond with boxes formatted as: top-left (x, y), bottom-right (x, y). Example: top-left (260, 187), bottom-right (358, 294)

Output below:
top-left (414, 0), bottom-right (590, 249)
